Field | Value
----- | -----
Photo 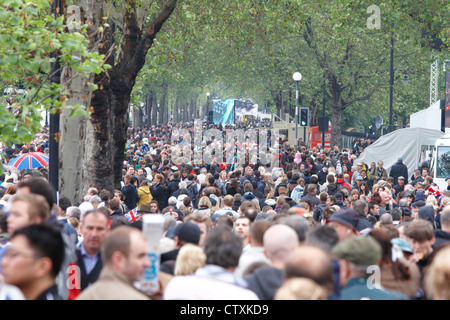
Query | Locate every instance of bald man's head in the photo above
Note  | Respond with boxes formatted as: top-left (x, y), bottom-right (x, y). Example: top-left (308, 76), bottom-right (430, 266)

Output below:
top-left (263, 224), bottom-right (299, 268)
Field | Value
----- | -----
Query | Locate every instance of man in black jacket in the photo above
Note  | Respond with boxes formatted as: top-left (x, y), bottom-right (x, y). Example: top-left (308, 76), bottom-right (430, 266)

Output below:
top-left (390, 157), bottom-right (409, 184)
top-left (122, 174), bottom-right (139, 211)
top-left (167, 171), bottom-right (181, 198)
top-left (353, 200), bottom-right (373, 232)
top-left (300, 184), bottom-right (320, 208)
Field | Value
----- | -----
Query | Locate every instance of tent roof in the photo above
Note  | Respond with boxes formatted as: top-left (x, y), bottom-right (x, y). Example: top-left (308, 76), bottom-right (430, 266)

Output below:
top-left (356, 127), bottom-right (444, 177)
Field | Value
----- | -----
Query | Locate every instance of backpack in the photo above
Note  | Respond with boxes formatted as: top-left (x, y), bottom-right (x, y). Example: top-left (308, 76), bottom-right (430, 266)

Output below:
top-left (186, 182), bottom-right (197, 200)
top-left (290, 185), bottom-right (304, 202)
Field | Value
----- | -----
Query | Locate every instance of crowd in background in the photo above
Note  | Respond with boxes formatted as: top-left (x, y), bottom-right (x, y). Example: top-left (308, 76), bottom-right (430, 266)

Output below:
top-left (1, 121), bottom-right (450, 301)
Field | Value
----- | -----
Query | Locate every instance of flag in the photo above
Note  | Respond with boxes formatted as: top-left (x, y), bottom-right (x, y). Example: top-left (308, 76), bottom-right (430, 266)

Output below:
top-left (125, 207), bottom-right (140, 222)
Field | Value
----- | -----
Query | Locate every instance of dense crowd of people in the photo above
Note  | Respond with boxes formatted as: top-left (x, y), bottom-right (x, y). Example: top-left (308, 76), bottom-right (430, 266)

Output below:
top-left (1, 120), bottom-right (450, 301)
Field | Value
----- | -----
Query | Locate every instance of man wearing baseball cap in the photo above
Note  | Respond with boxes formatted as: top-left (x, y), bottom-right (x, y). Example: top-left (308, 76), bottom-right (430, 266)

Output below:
top-left (160, 222), bottom-right (201, 275)
top-left (327, 208), bottom-right (360, 242)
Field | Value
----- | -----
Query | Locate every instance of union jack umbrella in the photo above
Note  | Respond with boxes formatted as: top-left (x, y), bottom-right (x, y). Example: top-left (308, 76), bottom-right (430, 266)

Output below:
top-left (8, 152), bottom-right (49, 170)
top-left (125, 207), bottom-right (140, 222)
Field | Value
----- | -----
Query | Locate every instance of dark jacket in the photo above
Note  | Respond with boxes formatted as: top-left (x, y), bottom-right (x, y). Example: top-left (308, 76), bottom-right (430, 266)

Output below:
top-left (313, 202), bottom-right (327, 222)
top-left (242, 192), bottom-right (258, 203)
top-left (150, 183), bottom-right (167, 211)
top-left (244, 266), bottom-right (284, 300)
top-left (389, 162), bottom-right (409, 184)
top-left (109, 209), bottom-right (123, 220)
top-left (160, 248), bottom-right (180, 275)
top-left (300, 193), bottom-right (320, 208)
top-left (240, 175), bottom-right (256, 190)
top-left (167, 178), bottom-right (181, 198)
top-left (36, 284), bottom-right (63, 300)
top-left (122, 184), bottom-right (139, 210)
top-left (75, 248), bottom-right (103, 291)
top-left (418, 206), bottom-right (436, 229)
top-left (326, 183), bottom-right (340, 196)
top-left (274, 182), bottom-right (288, 197)
top-left (226, 186), bottom-right (241, 197)
top-left (356, 214), bottom-right (373, 232)
top-left (433, 230), bottom-right (450, 250)
top-left (257, 180), bottom-right (266, 195)
top-left (317, 170), bottom-right (328, 185)
top-left (232, 200), bottom-right (241, 212)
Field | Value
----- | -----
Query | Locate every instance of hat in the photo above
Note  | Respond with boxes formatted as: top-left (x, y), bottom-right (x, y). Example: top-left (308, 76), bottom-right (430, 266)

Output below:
top-left (398, 176), bottom-right (405, 180)
top-left (391, 238), bottom-right (413, 254)
top-left (164, 211), bottom-right (179, 221)
top-left (335, 192), bottom-right (344, 200)
top-left (356, 176), bottom-right (363, 181)
top-left (171, 166), bottom-right (179, 172)
top-left (404, 192), bottom-right (412, 197)
top-left (174, 222), bottom-right (201, 245)
top-left (138, 204), bottom-right (152, 213)
top-left (332, 235), bottom-right (382, 266)
top-left (327, 208), bottom-right (360, 231)
top-left (428, 185), bottom-right (440, 198)
top-left (398, 157), bottom-right (403, 162)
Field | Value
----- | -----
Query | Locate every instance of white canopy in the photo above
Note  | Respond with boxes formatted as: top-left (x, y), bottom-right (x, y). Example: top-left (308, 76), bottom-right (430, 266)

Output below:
top-left (357, 127), bottom-right (445, 176)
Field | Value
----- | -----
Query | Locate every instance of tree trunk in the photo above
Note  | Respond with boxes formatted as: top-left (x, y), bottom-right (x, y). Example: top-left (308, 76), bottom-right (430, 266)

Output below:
top-left (159, 82), bottom-right (168, 124)
top-left (174, 95), bottom-right (179, 122)
top-left (330, 90), bottom-right (343, 148)
top-left (271, 90), bottom-right (282, 118)
top-left (60, 71), bottom-right (91, 205)
top-left (282, 90), bottom-right (289, 120)
top-left (145, 93), bottom-right (151, 127)
top-left (151, 90), bottom-right (158, 126)
top-left (60, 0), bottom-right (111, 204)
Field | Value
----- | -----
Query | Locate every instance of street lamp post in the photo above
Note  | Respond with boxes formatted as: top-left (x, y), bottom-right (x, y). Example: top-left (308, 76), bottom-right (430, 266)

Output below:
top-left (389, 29), bottom-right (394, 133)
top-left (389, 28), bottom-right (410, 133)
top-left (49, 0), bottom-right (61, 197)
top-left (293, 72), bottom-right (302, 150)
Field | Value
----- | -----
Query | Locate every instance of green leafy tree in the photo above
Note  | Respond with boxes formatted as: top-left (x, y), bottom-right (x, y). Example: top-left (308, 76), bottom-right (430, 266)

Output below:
top-left (0, 0), bottom-right (108, 153)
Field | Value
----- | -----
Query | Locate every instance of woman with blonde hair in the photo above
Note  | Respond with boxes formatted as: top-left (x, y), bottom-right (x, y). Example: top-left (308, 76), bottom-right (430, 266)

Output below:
top-left (174, 244), bottom-right (206, 276)
top-left (426, 195), bottom-right (438, 212)
top-left (197, 196), bottom-right (212, 217)
top-left (275, 278), bottom-right (327, 300)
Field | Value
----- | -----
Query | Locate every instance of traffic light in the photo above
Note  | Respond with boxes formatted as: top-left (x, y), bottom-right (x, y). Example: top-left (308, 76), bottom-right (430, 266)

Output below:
top-left (299, 107), bottom-right (309, 126)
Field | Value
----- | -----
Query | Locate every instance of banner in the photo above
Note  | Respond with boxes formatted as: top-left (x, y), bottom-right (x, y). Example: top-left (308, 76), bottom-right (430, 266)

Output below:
top-left (212, 99), bottom-right (235, 125)
top-left (234, 98), bottom-right (258, 118)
